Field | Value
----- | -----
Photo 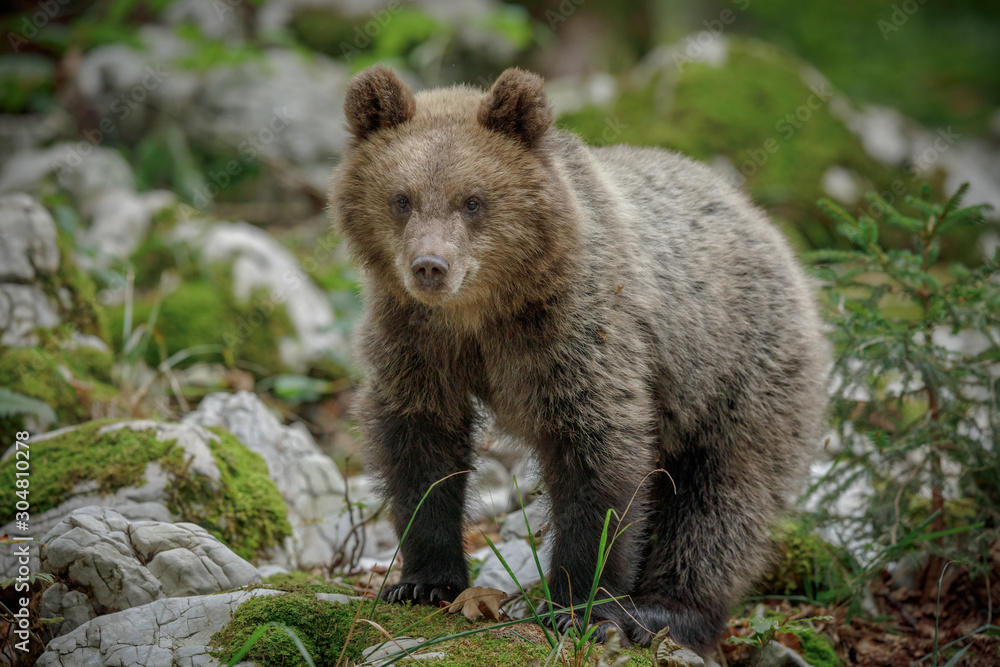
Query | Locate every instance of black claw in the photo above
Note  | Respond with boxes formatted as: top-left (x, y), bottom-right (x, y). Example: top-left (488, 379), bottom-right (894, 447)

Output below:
top-left (380, 581), bottom-right (462, 606)
top-left (540, 608), bottom-right (625, 645)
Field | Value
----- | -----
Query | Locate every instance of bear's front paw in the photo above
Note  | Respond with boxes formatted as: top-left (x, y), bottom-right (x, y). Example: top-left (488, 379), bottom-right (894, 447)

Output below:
top-left (380, 581), bottom-right (464, 605)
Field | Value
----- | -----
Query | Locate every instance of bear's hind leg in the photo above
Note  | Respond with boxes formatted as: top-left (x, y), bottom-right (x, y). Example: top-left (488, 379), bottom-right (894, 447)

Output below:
top-left (625, 445), bottom-right (775, 654)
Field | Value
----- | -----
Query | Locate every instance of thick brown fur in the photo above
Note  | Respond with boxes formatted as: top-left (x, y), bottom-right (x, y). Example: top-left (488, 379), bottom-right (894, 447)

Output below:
top-left (329, 66), bottom-right (829, 655)
top-left (343, 65), bottom-right (416, 142)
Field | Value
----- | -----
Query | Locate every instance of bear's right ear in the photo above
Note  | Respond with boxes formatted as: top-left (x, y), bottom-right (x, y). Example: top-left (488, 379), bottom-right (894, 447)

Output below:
top-left (478, 68), bottom-right (552, 148)
top-left (343, 65), bottom-right (416, 141)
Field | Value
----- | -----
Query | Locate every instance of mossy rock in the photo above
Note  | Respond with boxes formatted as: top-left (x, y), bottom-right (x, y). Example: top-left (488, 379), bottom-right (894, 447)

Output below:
top-left (211, 593), bottom-right (362, 667)
top-left (261, 570), bottom-right (354, 596)
top-left (0, 420), bottom-right (291, 561)
top-left (0, 210), bottom-right (116, 441)
top-left (106, 273), bottom-right (295, 375)
top-left (557, 38), bottom-right (931, 253)
top-left (799, 629), bottom-right (841, 667)
top-left (43, 230), bottom-right (108, 342)
top-left (0, 343), bottom-right (116, 444)
top-left (759, 519), bottom-right (851, 604)
top-left (211, 593), bottom-right (649, 667)
top-left (0, 256), bottom-right (114, 439)
top-left (168, 426), bottom-right (293, 560)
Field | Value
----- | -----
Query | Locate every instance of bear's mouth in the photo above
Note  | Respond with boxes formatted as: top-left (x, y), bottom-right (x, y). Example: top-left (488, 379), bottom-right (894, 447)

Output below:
top-left (404, 268), bottom-right (473, 307)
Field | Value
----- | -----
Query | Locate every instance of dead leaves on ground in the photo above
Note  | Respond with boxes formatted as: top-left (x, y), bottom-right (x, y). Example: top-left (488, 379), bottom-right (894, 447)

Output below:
top-left (444, 586), bottom-right (508, 622)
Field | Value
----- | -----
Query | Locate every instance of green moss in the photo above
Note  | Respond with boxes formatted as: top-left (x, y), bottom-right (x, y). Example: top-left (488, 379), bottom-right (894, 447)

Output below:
top-left (0, 347), bottom-right (87, 442)
top-left (289, 9), bottom-right (366, 58)
top-left (759, 520), bottom-right (851, 604)
top-left (210, 595), bottom-right (572, 667)
top-left (129, 233), bottom-right (182, 290)
top-left (262, 571), bottom-right (353, 596)
top-left (0, 332), bottom-right (118, 442)
top-left (360, 599), bottom-right (647, 667)
top-left (232, 286), bottom-right (296, 375)
top-left (0, 348), bottom-right (81, 421)
top-left (0, 419), bottom-right (171, 522)
top-left (63, 344), bottom-right (114, 385)
top-left (557, 39), bottom-right (912, 252)
top-left (0, 421), bottom-right (290, 560)
top-left (42, 231), bottom-right (108, 342)
top-left (165, 427), bottom-right (291, 561)
top-left (107, 269), bottom-right (295, 374)
top-left (799, 629), bottom-right (840, 667)
top-left (0, 54), bottom-right (55, 114)
top-left (739, 1), bottom-right (1000, 133)
top-left (211, 593), bottom-right (362, 667)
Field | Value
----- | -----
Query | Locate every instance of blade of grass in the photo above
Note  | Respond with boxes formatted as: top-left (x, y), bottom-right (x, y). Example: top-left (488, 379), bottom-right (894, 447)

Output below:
top-left (513, 475), bottom-right (559, 638)
top-left (483, 532), bottom-right (555, 647)
top-left (911, 624), bottom-right (1000, 665)
top-left (581, 510), bottom-right (614, 632)
top-left (940, 645), bottom-right (971, 667)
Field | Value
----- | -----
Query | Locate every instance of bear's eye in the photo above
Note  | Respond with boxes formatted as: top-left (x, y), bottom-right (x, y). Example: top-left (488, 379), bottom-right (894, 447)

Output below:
top-left (465, 198), bottom-right (480, 212)
top-left (393, 196), bottom-right (410, 212)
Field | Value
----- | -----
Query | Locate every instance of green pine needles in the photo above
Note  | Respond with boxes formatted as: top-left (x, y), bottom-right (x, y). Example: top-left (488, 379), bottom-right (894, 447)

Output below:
top-left (807, 183), bottom-right (998, 604)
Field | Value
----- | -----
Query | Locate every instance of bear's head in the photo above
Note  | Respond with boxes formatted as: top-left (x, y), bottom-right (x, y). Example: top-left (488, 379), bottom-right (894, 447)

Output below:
top-left (330, 66), bottom-right (578, 322)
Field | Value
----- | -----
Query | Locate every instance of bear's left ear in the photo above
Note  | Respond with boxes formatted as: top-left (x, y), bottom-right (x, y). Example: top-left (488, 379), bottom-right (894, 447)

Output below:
top-left (478, 68), bottom-right (552, 148)
top-left (344, 65), bottom-right (416, 141)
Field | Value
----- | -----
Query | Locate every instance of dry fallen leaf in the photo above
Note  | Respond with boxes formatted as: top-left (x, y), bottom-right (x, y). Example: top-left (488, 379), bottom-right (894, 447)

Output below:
top-left (597, 626), bottom-right (630, 667)
top-left (444, 586), bottom-right (508, 621)
top-left (651, 626), bottom-right (689, 666)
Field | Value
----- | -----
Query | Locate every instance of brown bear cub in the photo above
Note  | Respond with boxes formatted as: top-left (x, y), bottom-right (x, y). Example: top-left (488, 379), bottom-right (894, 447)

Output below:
top-left (329, 65), bottom-right (828, 654)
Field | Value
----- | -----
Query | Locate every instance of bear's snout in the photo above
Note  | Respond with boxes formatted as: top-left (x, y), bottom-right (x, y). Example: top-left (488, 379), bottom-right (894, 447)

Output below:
top-left (411, 255), bottom-right (450, 290)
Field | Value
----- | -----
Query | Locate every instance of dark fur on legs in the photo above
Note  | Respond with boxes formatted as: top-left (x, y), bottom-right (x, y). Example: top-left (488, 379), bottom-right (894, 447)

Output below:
top-left (624, 598), bottom-right (727, 653)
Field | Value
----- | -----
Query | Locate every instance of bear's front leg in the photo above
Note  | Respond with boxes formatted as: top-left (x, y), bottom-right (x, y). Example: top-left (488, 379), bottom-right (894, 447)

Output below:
top-left (536, 415), bottom-right (655, 642)
top-left (361, 391), bottom-right (474, 605)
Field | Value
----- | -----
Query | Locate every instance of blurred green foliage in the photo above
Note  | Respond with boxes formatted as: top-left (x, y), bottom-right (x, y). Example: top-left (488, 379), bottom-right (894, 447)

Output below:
top-left (808, 183), bottom-right (998, 612)
top-left (0, 54), bottom-right (54, 113)
top-left (107, 274), bottom-right (296, 374)
top-left (559, 38), bottom-right (902, 250)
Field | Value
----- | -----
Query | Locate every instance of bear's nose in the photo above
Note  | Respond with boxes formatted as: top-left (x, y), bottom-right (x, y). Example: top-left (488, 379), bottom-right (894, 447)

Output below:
top-left (411, 255), bottom-right (449, 289)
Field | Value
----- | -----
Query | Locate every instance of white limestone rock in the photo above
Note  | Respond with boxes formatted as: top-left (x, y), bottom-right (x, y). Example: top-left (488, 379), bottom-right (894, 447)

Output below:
top-left (196, 221), bottom-right (343, 371)
top-left (183, 391), bottom-right (366, 569)
top-left (39, 583), bottom-right (96, 638)
top-left (0, 192), bottom-right (59, 281)
top-left (40, 507), bottom-right (259, 614)
top-left (36, 589), bottom-right (284, 667)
